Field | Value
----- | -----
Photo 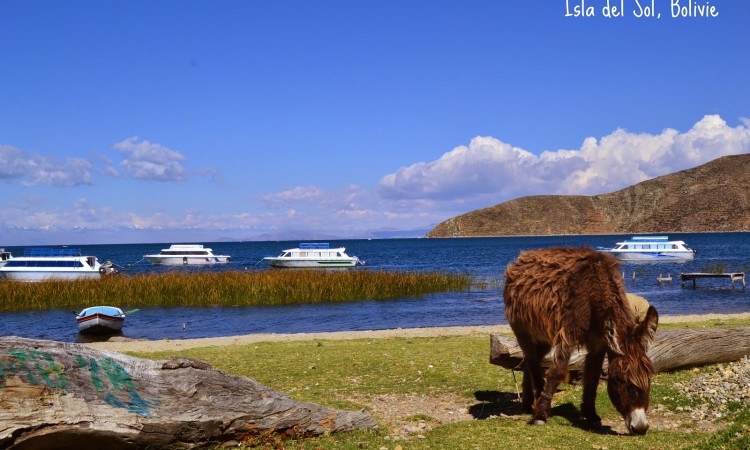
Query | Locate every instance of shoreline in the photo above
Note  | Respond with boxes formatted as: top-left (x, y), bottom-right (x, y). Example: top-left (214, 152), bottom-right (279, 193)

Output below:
top-left (84, 312), bottom-right (750, 354)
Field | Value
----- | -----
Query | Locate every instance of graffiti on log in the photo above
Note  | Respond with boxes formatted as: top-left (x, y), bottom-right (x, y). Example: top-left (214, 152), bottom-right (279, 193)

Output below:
top-left (1, 348), bottom-right (158, 417)
top-left (1, 337), bottom-right (376, 449)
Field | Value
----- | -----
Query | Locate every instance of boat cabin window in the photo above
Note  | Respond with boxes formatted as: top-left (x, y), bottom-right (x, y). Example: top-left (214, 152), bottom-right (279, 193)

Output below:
top-left (5, 260), bottom-right (85, 268)
top-left (162, 251), bottom-right (210, 256)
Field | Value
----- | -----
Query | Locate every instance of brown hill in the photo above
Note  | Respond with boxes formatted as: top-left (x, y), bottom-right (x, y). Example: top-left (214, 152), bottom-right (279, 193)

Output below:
top-left (426, 154), bottom-right (750, 237)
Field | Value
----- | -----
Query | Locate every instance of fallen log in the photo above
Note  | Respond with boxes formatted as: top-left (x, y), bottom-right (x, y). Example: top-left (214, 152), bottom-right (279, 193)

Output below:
top-left (0, 337), bottom-right (376, 450)
top-left (490, 327), bottom-right (750, 374)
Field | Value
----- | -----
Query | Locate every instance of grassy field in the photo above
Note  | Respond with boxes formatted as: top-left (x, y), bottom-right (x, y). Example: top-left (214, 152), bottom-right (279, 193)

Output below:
top-left (0, 269), bottom-right (477, 312)
top-left (129, 317), bottom-right (750, 449)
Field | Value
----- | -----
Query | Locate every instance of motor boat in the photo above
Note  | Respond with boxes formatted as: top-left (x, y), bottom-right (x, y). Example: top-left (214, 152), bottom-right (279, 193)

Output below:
top-left (144, 244), bottom-right (231, 265)
top-left (263, 243), bottom-right (364, 268)
top-left (598, 236), bottom-right (695, 261)
top-left (0, 248), bottom-right (117, 282)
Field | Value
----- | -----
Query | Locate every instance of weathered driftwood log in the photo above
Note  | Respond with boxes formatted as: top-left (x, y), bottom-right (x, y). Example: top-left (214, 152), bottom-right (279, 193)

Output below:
top-left (0, 337), bottom-right (376, 450)
top-left (490, 327), bottom-right (750, 374)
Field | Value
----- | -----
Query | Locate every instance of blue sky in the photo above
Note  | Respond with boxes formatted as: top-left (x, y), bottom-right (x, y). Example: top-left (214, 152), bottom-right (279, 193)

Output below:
top-left (1, 1), bottom-right (749, 245)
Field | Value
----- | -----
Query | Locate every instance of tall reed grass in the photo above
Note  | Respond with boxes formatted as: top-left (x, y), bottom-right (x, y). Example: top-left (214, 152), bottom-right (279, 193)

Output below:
top-left (0, 269), bottom-right (475, 312)
top-left (701, 263), bottom-right (727, 274)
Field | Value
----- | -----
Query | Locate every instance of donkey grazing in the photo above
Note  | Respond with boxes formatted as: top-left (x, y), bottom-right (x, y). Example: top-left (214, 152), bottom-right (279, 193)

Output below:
top-left (503, 247), bottom-right (658, 434)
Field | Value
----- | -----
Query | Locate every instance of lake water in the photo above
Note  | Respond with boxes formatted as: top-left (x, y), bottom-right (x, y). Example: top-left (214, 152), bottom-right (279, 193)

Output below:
top-left (2, 233), bottom-right (749, 342)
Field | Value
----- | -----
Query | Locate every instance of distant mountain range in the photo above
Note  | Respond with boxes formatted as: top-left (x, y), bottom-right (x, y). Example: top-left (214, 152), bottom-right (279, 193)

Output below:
top-left (221, 226), bottom-right (433, 243)
top-left (427, 154), bottom-right (750, 238)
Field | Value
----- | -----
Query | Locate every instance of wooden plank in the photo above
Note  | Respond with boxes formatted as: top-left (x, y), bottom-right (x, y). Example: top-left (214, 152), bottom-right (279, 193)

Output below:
top-left (679, 272), bottom-right (745, 289)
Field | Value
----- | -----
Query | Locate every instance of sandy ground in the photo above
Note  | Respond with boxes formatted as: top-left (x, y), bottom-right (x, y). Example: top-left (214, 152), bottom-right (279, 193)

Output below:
top-left (84, 312), bottom-right (750, 354)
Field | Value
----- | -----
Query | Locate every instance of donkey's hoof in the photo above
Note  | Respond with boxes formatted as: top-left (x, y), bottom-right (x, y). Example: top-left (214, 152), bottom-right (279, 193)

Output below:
top-left (533, 419), bottom-right (547, 426)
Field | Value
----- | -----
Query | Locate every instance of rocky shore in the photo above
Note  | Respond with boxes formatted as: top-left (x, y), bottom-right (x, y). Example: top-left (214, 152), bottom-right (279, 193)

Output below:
top-left (676, 356), bottom-right (750, 422)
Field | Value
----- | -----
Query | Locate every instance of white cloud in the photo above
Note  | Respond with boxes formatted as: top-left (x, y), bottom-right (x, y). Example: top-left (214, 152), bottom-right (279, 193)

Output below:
top-left (114, 136), bottom-right (187, 181)
top-left (253, 183), bottom-right (436, 232)
top-left (0, 197), bottom-right (264, 235)
top-left (379, 137), bottom-right (540, 201)
top-left (0, 197), bottom-right (115, 231)
top-left (379, 115), bottom-right (750, 206)
top-left (0, 145), bottom-right (27, 179)
top-left (194, 166), bottom-right (223, 183)
top-left (0, 145), bottom-right (93, 187)
top-left (259, 185), bottom-right (325, 205)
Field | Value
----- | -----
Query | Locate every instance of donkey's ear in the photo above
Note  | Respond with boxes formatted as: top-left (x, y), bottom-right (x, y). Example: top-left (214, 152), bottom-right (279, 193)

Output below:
top-left (604, 318), bottom-right (624, 355)
top-left (637, 305), bottom-right (659, 350)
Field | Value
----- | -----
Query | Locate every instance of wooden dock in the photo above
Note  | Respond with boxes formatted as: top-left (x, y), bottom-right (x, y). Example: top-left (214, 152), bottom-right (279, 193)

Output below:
top-left (680, 272), bottom-right (746, 289)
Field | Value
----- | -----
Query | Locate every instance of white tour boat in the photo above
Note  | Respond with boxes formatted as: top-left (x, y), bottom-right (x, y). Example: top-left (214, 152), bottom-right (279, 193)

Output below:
top-left (263, 243), bottom-right (364, 268)
top-left (0, 248), bottom-right (117, 282)
top-left (598, 236), bottom-right (696, 261)
top-left (144, 244), bottom-right (231, 266)
top-left (76, 306), bottom-right (127, 334)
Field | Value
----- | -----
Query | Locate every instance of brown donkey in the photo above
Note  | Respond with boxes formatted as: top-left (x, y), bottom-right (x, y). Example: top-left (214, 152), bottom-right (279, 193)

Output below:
top-left (503, 247), bottom-right (658, 434)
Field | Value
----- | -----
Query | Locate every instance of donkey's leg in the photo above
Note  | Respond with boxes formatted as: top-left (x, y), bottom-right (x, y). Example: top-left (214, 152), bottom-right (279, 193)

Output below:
top-left (533, 342), bottom-right (571, 425)
top-left (581, 348), bottom-right (606, 427)
top-left (525, 342), bottom-right (550, 416)
top-left (521, 365), bottom-right (534, 413)
top-left (530, 342), bottom-right (550, 402)
top-left (514, 333), bottom-right (541, 414)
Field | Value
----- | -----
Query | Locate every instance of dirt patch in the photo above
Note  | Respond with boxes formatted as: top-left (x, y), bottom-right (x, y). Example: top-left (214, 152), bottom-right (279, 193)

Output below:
top-left (346, 392), bottom-right (477, 440)
top-left (346, 392), bottom-right (723, 440)
top-left (645, 403), bottom-right (723, 434)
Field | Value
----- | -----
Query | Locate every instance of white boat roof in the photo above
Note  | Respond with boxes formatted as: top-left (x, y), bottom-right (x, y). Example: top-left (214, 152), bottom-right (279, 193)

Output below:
top-left (281, 246), bottom-right (347, 252)
top-left (617, 236), bottom-right (686, 244)
top-left (165, 244), bottom-right (207, 250)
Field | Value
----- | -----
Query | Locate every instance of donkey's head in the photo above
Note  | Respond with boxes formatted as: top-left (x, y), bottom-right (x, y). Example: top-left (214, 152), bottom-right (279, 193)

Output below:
top-left (605, 305), bottom-right (658, 435)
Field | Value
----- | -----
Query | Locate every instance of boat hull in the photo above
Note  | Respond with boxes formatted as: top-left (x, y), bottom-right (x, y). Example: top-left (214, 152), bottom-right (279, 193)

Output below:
top-left (263, 258), bottom-right (360, 268)
top-left (0, 270), bottom-right (102, 282)
top-left (604, 251), bottom-right (695, 261)
top-left (76, 307), bottom-right (125, 334)
top-left (144, 256), bottom-right (230, 265)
